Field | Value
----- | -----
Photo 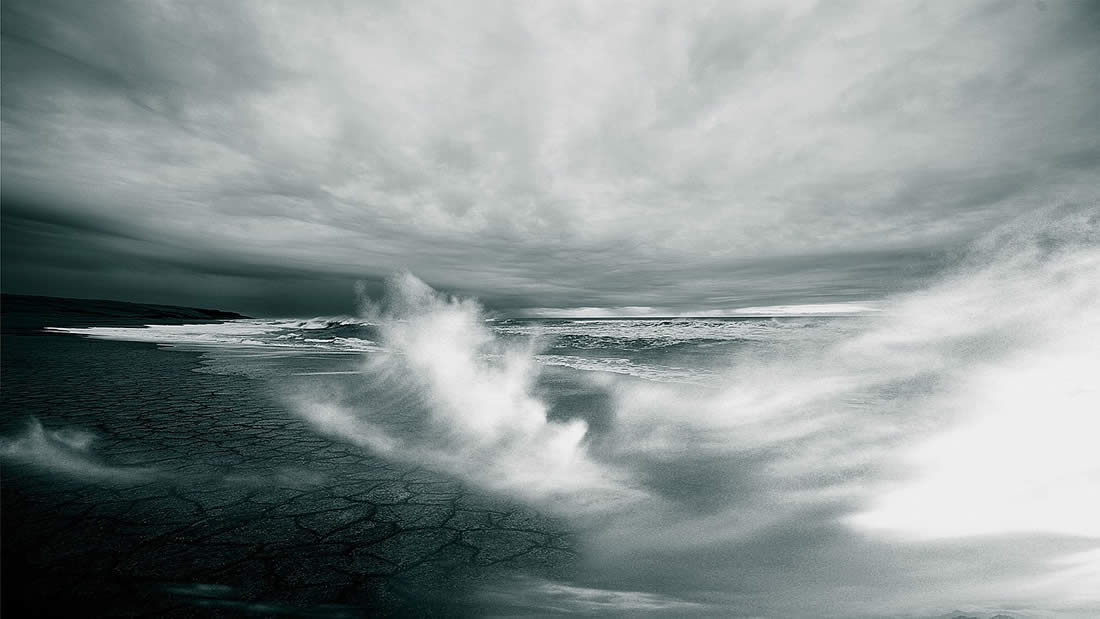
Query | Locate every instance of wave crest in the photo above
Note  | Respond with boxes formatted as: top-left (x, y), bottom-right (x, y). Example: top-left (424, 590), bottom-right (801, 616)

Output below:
top-left (292, 272), bottom-right (645, 512)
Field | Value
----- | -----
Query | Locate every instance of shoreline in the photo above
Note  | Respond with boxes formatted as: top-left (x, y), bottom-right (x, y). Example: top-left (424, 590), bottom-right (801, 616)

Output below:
top-left (1, 329), bottom-right (577, 616)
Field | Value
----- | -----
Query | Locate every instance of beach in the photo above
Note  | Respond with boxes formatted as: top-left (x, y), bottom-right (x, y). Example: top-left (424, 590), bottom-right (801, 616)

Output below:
top-left (3, 249), bottom-right (1098, 618)
top-left (1, 310), bottom-right (576, 617)
top-left (4, 1), bottom-right (1097, 614)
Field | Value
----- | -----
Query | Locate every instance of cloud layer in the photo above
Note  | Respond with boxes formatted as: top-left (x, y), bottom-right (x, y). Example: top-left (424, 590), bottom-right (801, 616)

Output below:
top-left (2, 0), bottom-right (1097, 314)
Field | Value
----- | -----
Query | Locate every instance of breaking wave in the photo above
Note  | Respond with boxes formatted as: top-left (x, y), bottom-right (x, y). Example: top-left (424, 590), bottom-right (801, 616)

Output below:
top-left (287, 205), bottom-right (1100, 614)
top-left (49, 312), bottom-right (842, 384)
top-left (33, 204), bottom-right (1100, 615)
top-left (46, 318), bottom-right (383, 352)
top-left (291, 272), bottom-right (646, 512)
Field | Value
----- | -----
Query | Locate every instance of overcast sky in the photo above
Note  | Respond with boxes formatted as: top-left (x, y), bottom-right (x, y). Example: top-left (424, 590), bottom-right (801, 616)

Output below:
top-left (2, 0), bottom-right (1097, 316)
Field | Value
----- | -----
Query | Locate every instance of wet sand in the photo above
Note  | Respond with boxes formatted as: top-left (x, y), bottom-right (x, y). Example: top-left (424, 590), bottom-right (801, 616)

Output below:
top-left (1, 329), bottom-right (576, 617)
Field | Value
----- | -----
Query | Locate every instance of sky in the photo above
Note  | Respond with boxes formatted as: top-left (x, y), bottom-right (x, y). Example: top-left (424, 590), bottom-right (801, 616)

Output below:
top-left (2, 0), bottom-right (1097, 317)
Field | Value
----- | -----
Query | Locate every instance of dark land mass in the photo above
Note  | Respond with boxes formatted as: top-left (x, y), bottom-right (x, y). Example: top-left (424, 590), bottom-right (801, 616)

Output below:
top-left (1, 293), bottom-right (250, 333)
top-left (0, 301), bottom-right (575, 617)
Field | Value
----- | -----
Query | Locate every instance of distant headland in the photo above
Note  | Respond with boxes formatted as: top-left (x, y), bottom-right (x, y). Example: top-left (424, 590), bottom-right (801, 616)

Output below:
top-left (1, 293), bottom-right (249, 332)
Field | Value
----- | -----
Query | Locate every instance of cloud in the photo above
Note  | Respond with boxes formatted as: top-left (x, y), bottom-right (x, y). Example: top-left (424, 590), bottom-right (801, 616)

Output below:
top-left (2, 0), bottom-right (1097, 313)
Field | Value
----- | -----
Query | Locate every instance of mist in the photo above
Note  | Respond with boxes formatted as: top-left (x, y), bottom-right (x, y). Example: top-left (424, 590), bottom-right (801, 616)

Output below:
top-left (282, 205), bottom-right (1100, 617)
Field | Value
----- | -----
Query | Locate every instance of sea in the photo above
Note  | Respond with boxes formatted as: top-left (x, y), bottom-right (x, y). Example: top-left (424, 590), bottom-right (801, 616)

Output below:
top-left (14, 206), bottom-right (1100, 617)
top-left (45, 313), bottom-right (855, 383)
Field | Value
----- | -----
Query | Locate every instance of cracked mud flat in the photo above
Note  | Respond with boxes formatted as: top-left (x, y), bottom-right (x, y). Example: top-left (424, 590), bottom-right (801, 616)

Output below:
top-left (1, 333), bottom-right (577, 617)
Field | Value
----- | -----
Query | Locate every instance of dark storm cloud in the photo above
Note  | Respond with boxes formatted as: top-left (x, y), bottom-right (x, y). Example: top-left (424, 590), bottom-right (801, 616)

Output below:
top-left (2, 0), bottom-right (1098, 315)
top-left (0, 195), bottom-right (374, 315)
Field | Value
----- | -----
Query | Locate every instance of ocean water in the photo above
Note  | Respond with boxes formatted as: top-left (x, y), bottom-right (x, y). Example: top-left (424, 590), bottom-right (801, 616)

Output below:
top-left (46, 313), bottom-right (856, 382)
top-left (37, 207), bottom-right (1100, 617)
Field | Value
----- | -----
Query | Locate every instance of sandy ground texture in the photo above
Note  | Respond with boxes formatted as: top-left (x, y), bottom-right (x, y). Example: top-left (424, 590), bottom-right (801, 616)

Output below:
top-left (1, 330), bottom-right (577, 617)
